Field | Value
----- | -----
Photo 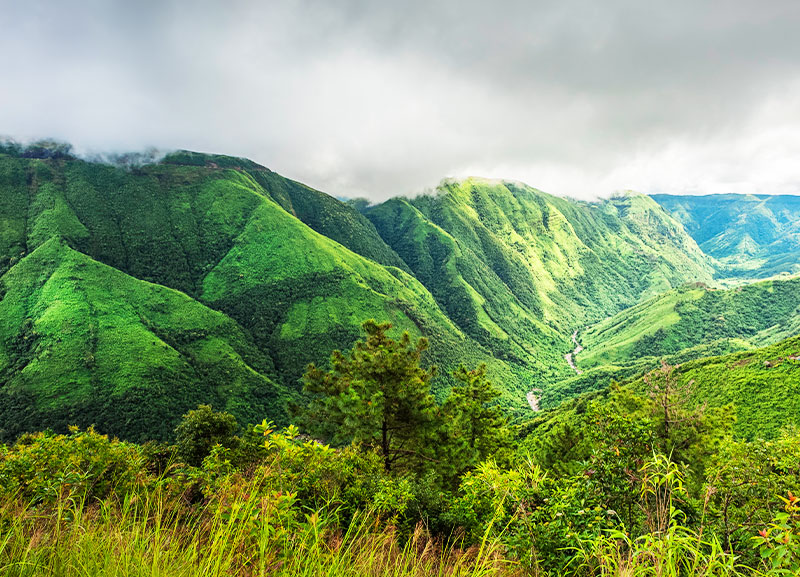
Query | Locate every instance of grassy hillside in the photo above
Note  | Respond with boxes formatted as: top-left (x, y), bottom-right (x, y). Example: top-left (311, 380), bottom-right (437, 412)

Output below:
top-left (10, 145), bottom-right (787, 441)
top-left (0, 149), bottom-right (530, 439)
top-left (652, 193), bottom-right (800, 279)
top-left (576, 276), bottom-right (800, 370)
top-left (0, 238), bottom-right (288, 442)
top-left (532, 332), bottom-right (800, 442)
top-left (364, 180), bottom-right (714, 382)
top-left (636, 335), bottom-right (800, 439)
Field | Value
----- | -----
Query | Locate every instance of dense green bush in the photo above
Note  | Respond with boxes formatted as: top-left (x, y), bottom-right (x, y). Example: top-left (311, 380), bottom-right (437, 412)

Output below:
top-left (0, 427), bottom-right (143, 505)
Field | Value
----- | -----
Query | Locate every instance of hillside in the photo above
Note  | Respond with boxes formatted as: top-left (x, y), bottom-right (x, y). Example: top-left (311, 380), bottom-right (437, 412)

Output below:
top-left (652, 193), bottom-right (800, 279)
top-left (0, 148), bottom-right (516, 439)
top-left (0, 238), bottom-right (288, 442)
top-left (637, 335), bottom-right (800, 439)
top-left (363, 180), bottom-right (714, 383)
top-left (1, 144), bottom-right (782, 442)
top-left (534, 276), bottom-right (800, 409)
top-left (576, 276), bottom-right (800, 370)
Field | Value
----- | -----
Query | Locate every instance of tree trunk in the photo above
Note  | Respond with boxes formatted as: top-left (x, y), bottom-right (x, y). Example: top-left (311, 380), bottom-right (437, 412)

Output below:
top-left (382, 418), bottom-right (390, 473)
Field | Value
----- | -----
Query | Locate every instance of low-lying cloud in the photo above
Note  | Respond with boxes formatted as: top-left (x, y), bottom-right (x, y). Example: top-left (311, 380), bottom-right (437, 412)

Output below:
top-left (2, 0), bottom-right (800, 200)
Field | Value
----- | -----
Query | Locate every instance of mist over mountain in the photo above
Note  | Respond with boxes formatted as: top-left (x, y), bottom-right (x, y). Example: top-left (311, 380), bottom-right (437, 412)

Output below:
top-left (0, 141), bottom-right (798, 442)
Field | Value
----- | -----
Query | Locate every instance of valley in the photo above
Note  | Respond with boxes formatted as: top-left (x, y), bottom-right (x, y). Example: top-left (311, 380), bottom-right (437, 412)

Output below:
top-left (564, 329), bottom-right (583, 375)
top-left (0, 142), bottom-right (798, 443)
top-left (2, 142), bottom-right (800, 577)
top-left (6, 3), bottom-right (800, 574)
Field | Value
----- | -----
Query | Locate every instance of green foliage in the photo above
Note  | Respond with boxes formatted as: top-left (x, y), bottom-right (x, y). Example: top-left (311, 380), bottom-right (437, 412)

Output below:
top-left (0, 427), bottom-right (143, 505)
top-left (756, 492), bottom-right (800, 575)
top-left (300, 320), bottom-right (437, 473)
top-left (365, 182), bottom-right (714, 395)
top-left (577, 278), bottom-right (800, 373)
top-left (704, 432), bottom-right (800, 561)
top-left (440, 364), bottom-right (513, 475)
top-left (174, 405), bottom-right (239, 466)
top-left (3, 402), bottom-right (800, 575)
top-left (636, 336), bottom-right (800, 440)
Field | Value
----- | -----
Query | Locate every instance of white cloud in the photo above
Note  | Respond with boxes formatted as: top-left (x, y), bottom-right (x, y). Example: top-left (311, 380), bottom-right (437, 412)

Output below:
top-left (1, 0), bottom-right (799, 200)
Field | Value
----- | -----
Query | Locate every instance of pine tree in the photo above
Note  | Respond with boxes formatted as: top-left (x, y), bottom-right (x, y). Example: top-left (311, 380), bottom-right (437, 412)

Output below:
top-left (300, 320), bottom-right (437, 473)
top-left (441, 364), bottom-right (512, 473)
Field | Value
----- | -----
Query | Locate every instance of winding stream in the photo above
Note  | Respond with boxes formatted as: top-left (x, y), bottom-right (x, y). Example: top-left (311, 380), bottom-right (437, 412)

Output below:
top-left (564, 330), bottom-right (583, 375)
top-left (527, 329), bottom-right (584, 412)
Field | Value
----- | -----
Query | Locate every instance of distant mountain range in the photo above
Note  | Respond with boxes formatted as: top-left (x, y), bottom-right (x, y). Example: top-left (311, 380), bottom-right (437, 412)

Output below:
top-left (652, 193), bottom-right (800, 279)
top-left (0, 142), bottom-right (798, 441)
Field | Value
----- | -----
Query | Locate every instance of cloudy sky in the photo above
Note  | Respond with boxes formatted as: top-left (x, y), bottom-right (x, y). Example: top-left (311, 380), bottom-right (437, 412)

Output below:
top-left (2, 0), bottom-right (800, 200)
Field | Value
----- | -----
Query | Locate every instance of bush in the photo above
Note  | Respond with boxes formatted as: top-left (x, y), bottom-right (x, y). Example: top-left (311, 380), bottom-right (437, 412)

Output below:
top-left (0, 427), bottom-right (143, 505)
top-left (175, 405), bottom-right (239, 466)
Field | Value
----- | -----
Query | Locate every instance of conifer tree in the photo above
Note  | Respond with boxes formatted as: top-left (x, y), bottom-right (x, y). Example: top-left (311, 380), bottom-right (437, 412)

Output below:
top-left (300, 320), bottom-right (437, 473)
top-left (441, 364), bottom-right (512, 472)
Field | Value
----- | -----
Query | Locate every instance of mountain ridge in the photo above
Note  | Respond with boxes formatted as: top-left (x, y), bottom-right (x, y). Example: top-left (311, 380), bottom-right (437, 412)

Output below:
top-left (1, 142), bottom-right (799, 441)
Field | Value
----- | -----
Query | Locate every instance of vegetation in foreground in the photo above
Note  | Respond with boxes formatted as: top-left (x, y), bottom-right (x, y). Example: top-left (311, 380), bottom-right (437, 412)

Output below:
top-left (3, 322), bottom-right (800, 576)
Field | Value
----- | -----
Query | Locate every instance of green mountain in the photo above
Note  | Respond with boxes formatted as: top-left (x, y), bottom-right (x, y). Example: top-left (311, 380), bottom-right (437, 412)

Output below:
top-left (363, 180), bottom-right (713, 381)
top-left (634, 334), bottom-right (800, 440)
top-left (576, 276), bottom-right (800, 370)
top-left (537, 276), bottom-right (800, 410)
top-left (652, 193), bottom-right (800, 279)
top-left (3, 142), bottom-right (792, 443)
top-left (0, 238), bottom-right (287, 442)
top-left (0, 149), bottom-right (513, 440)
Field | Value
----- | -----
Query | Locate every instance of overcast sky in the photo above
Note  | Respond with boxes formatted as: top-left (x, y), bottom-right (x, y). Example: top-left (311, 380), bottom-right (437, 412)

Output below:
top-left (2, 0), bottom-right (800, 200)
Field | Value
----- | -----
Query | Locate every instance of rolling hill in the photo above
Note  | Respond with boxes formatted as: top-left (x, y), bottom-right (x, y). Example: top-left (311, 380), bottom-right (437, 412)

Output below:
top-left (0, 147), bottom-right (515, 439)
top-left (362, 180), bottom-right (714, 383)
top-left (576, 276), bottom-right (800, 370)
top-left (536, 276), bottom-right (800, 410)
top-left (0, 238), bottom-right (288, 442)
top-left (634, 334), bottom-right (800, 440)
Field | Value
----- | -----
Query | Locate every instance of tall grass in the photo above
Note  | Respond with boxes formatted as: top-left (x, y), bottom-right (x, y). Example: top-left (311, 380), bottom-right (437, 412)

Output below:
top-left (0, 483), bottom-right (768, 577)
top-left (0, 436), bottom-right (775, 577)
top-left (0, 482), bottom-right (516, 577)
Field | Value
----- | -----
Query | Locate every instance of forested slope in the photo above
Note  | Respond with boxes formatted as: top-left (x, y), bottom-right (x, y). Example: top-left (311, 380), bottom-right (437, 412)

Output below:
top-left (364, 179), bottom-right (714, 382)
top-left (1, 143), bottom-right (782, 442)
top-left (0, 238), bottom-right (288, 442)
top-left (0, 148), bottom-right (514, 439)
top-left (636, 335), bottom-right (800, 439)
top-left (577, 276), bottom-right (800, 370)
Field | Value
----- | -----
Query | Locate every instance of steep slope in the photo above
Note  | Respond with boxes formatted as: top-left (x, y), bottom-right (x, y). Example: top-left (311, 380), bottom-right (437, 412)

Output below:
top-left (576, 276), bottom-right (800, 370)
top-left (0, 150), bottom-right (519, 422)
top-left (652, 193), bottom-right (800, 279)
top-left (636, 335), bottom-right (800, 440)
top-left (0, 238), bottom-right (288, 442)
top-left (1, 146), bottom-right (750, 442)
top-left (533, 335), bottom-right (800, 442)
top-left (163, 152), bottom-right (409, 271)
top-left (363, 179), bottom-right (714, 379)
